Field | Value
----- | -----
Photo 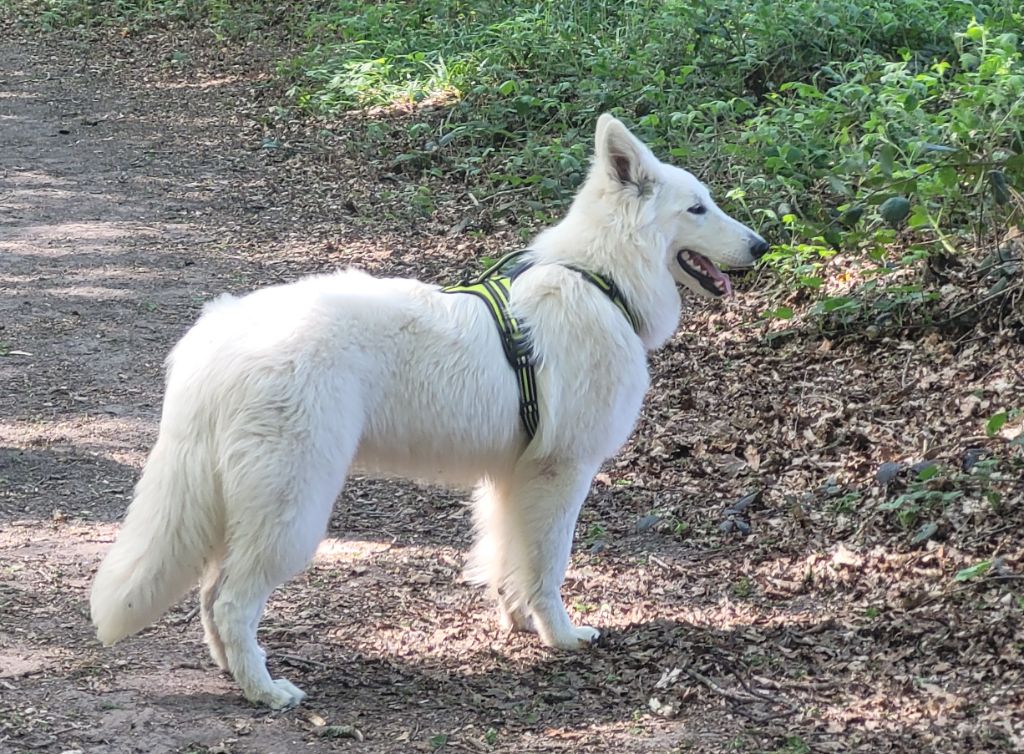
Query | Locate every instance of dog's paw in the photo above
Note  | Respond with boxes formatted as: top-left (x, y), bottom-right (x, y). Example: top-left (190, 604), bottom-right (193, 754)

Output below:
top-left (571, 625), bottom-right (601, 647)
top-left (544, 624), bottom-right (601, 650)
top-left (249, 678), bottom-right (307, 710)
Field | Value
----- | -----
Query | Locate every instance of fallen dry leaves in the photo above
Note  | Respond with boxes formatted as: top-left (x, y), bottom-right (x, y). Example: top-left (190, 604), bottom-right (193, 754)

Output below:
top-left (0, 18), bottom-right (1021, 754)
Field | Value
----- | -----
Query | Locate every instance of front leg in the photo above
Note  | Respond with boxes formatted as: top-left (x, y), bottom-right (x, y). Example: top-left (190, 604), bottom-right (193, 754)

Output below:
top-left (485, 459), bottom-right (601, 649)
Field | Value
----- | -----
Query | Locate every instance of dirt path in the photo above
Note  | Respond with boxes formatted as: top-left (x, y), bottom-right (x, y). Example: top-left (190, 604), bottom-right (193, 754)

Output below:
top-left (0, 34), bottom-right (304, 753)
top-left (1, 28), bottom-right (1022, 754)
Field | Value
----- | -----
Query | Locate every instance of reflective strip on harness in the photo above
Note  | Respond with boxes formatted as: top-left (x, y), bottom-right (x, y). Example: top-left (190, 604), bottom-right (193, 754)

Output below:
top-left (443, 273), bottom-right (540, 438)
top-left (443, 250), bottom-right (640, 441)
top-left (564, 266), bottom-right (642, 334)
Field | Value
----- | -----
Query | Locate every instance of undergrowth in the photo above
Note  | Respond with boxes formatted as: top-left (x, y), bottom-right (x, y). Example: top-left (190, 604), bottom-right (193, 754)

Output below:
top-left (12, 0), bottom-right (1024, 332)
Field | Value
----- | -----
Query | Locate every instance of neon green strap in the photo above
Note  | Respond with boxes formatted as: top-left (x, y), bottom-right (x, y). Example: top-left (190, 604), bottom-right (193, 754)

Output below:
top-left (564, 265), bottom-right (642, 333)
top-left (443, 252), bottom-right (640, 440)
top-left (443, 274), bottom-right (539, 438)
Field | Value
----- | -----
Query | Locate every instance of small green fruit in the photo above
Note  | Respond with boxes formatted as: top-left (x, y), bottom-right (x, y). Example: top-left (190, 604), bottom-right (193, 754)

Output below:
top-left (840, 205), bottom-right (864, 228)
top-left (879, 196), bottom-right (911, 224)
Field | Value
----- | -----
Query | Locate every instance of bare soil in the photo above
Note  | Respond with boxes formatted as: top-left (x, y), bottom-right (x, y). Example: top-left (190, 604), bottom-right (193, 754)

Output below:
top-left (1, 26), bottom-right (1022, 754)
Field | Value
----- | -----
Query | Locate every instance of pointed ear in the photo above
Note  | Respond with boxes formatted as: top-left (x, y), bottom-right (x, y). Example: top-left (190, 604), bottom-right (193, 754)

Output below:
top-left (594, 114), bottom-right (656, 189)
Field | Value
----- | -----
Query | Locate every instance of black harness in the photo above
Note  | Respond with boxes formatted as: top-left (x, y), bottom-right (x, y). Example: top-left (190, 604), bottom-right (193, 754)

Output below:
top-left (442, 250), bottom-right (641, 440)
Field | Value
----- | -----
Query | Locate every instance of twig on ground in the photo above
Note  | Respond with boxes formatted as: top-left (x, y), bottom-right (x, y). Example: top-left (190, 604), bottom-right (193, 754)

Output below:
top-left (647, 554), bottom-right (673, 572)
top-left (941, 278), bottom-right (1023, 324)
top-left (683, 665), bottom-right (799, 723)
top-left (685, 668), bottom-right (761, 704)
top-left (729, 668), bottom-right (785, 702)
top-left (173, 606), bottom-right (200, 626)
top-left (280, 654), bottom-right (329, 669)
top-left (750, 673), bottom-right (842, 692)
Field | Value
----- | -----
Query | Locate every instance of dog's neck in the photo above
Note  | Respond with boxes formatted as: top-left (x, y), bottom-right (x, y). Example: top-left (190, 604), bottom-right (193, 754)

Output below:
top-left (528, 186), bottom-right (682, 351)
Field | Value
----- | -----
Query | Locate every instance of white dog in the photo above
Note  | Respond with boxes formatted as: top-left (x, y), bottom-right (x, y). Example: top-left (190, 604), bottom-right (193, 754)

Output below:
top-left (90, 114), bottom-right (768, 708)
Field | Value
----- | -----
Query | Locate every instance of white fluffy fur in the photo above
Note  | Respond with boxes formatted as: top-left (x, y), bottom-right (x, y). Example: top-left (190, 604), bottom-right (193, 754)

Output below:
top-left (90, 115), bottom-right (766, 708)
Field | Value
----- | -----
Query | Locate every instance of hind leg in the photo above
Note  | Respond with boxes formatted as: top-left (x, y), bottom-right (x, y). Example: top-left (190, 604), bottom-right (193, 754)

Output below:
top-left (200, 558), bottom-right (228, 671)
top-left (466, 479), bottom-right (535, 632)
top-left (478, 460), bottom-right (599, 649)
top-left (214, 590), bottom-right (299, 706)
top-left (214, 572), bottom-right (304, 709)
top-left (213, 442), bottom-right (352, 708)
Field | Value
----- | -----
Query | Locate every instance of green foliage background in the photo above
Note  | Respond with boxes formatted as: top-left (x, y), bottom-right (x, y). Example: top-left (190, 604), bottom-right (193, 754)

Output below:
top-left (16, 0), bottom-right (1024, 320)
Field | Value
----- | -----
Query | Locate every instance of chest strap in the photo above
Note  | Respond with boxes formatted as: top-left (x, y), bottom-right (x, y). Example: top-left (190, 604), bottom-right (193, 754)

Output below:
top-left (562, 264), bottom-right (642, 334)
top-left (443, 270), bottom-right (539, 438)
top-left (442, 250), bottom-right (640, 440)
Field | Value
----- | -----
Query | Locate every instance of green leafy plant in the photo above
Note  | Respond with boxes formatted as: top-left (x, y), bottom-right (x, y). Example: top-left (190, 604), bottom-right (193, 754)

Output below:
top-left (954, 560), bottom-right (992, 581)
top-left (584, 522), bottom-right (606, 545)
top-left (986, 410), bottom-right (1009, 436)
top-left (771, 736), bottom-right (811, 754)
top-left (20, 0), bottom-right (1024, 325)
top-left (880, 464), bottom-right (963, 529)
top-left (880, 451), bottom-right (1022, 533)
top-left (572, 599), bottom-right (598, 615)
top-left (732, 576), bottom-right (754, 598)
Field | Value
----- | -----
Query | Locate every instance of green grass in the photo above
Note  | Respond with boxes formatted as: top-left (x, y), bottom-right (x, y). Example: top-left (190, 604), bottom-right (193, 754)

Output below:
top-left (15, 0), bottom-right (1024, 321)
top-left (274, 1), bottom-right (1024, 215)
top-left (271, 0), bottom-right (1020, 332)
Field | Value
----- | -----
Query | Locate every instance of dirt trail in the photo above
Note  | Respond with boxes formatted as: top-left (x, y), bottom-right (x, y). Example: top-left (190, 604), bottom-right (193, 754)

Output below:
top-left (1, 28), bottom-right (1022, 754)
top-left (0, 34), bottom-right (307, 753)
top-left (0, 34), bottom-right (262, 479)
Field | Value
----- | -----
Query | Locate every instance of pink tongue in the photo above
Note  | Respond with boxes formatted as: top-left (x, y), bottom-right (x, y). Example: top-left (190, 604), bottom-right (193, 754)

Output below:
top-left (718, 271), bottom-right (733, 297)
top-left (697, 257), bottom-right (732, 297)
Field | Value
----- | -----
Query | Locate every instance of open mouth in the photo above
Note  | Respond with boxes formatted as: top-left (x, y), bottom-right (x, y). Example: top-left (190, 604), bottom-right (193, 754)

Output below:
top-left (676, 249), bottom-right (733, 297)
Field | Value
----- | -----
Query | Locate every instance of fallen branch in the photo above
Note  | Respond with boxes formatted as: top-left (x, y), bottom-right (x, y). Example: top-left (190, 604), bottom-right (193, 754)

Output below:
top-left (750, 673), bottom-right (841, 692)
top-left (280, 654), bottom-right (329, 669)
top-left (684, 667), bottom-right (799, 723)
top-left (173, 606), bottom-right (200, 626)
top-left (685, 668), bottom-right (762, 705)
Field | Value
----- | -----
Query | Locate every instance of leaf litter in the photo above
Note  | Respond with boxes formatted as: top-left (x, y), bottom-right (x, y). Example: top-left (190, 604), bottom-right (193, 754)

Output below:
top-left (0, 20), bottom-right (1021, 754)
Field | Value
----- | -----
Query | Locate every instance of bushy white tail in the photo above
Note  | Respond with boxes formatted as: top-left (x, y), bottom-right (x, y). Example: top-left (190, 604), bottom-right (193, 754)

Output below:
top-left (90, 434), bottom-right (218, 645)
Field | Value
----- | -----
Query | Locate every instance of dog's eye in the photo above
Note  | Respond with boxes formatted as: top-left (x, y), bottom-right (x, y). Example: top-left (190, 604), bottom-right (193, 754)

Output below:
top-left (687, 204), bottom-right (707, 215)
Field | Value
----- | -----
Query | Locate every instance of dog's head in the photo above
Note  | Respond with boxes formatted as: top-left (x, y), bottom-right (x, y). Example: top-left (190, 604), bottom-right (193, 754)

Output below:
top-left (593, 114), bottom-right (769, 299)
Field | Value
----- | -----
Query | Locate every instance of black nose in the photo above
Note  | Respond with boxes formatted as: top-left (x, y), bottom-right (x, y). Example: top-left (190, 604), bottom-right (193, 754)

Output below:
top-left (750, 238), bottom-right (770, 259)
